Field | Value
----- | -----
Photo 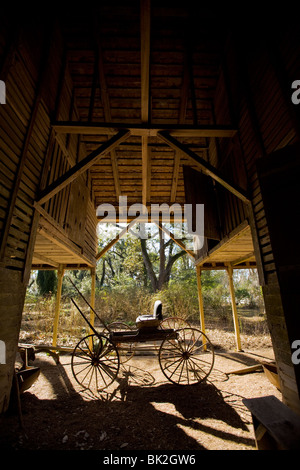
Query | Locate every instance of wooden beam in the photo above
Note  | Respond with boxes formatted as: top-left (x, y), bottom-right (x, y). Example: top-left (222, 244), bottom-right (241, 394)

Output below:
top-left (110, 152), bottom-right (121, 199)
top-left (196, 266), bottom-right (206, 335)
top-left (52, 122), bottom-right (237, 138)
top-left (142, 135), bottom-right (151, 206)
top-left (96, 221), bottom-right (136, 260)
top-left (227, 264), bottom-right (242, 352)
top-left (232, 251), bottom-right (255, 266)
top-left (32, 252), bottom-right (59, 268)
top-left (36, 130), bottom-right (130, 205)
top-left (52, 265), bottom-right (65, 347)
top-left (158, 131), bottom-right (250, 204)
top-left (140, 0), bottom-right (151, 123)
top-left (140, 1), bottom-right (151, 204)
top-left (170, 45), bottom-right (189, 203)
top-left (155, 222), bottom-right (195, 259)
top-left (170, 151), bottom-right (180, 204)
top-left (31, 264), bottom-right (91, 270)
top-left (89, 267), bottom-right (96, 347)
top-left (94, 29), bottom-right (121, 199)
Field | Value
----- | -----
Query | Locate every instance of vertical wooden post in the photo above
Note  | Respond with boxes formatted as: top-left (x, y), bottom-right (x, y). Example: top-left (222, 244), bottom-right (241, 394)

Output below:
top-left (227, 264), bottom-right (242, 351)
top-left (52, 265), bottom-right (65, 347)
top-left (196, 265), bottom-right (207, 349)
top-left (196, 266), bottom-right (205, 332)
top-left (89, 268), bottom-right (96, 348)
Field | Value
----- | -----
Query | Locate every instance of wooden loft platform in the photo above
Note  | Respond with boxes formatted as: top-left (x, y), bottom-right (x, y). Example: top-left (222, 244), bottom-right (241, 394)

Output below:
top-left (31, 203), bottom-right (98, 271)
top-left (31, 233), bottom-right (95, 271)
top-left (195, 221), bottom-right (256, 270)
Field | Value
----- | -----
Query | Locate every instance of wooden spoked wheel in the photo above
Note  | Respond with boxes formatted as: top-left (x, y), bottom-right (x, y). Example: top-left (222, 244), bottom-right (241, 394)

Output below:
top-left (71, 334), bottom-right (120, 393)
top-left (108, 322), bottom-right (136, 363)
top-left (151, 317), bottom-right (191, 352)
top-left (158, 328), bottom-right (214, 386)
top-left (159, 316), bottom-right (191, 330)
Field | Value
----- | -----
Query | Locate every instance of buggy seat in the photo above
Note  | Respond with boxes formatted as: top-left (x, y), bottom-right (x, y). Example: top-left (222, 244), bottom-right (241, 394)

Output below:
top-left (136, 300), bottom-right (163, 329)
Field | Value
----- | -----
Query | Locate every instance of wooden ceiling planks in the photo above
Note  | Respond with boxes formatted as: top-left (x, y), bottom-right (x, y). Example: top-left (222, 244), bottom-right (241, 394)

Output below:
top-left (58, 3), bottom-right (231, 216)
top-left (196, 223), bottom-right (256, 269)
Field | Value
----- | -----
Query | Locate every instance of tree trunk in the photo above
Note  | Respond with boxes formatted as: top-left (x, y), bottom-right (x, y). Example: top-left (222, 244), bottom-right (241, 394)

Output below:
top-left (140, 237), bottom-right (158, 292)
top-left (140, 225), bottom-right (186, 292)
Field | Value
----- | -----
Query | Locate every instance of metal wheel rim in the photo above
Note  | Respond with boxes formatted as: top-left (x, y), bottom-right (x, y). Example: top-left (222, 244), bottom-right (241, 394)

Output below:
top-left (159, 316), bottom-right (191, 330)
top-left (71, 333), bottom-right (120, 392)
top-left (158, 327), bottom-right (215, 386)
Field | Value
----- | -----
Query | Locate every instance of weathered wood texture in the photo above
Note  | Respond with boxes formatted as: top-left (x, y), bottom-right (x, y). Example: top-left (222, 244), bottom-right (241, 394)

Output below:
top-left (257, 146), bottom-right (300, 414)
top-left (0, 267), bottom-right (26, 412)
top-left (0, 20), bottom-right (98, 411)
top-left (216, 31), bottom-right (300, 280)
top-left (63, 6), bottom-right (226, 209)
top-left (243, 395), bottom-right (300, 449)
top-left (0, 22), bottom-right (98, 272)
top-left (211, 28), bottom-right (300, 412)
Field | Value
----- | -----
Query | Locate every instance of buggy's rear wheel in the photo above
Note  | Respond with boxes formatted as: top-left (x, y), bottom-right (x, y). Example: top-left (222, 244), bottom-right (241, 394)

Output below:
top-left (159, 316), bottom-right (191, 330)
top-left (71, 334), bottom-right (119, 393)
top-left (158, 327), bottom-right (214, 386)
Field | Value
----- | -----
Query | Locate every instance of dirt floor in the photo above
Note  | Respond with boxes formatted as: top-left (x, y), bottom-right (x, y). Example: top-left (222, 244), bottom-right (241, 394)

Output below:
top-left (0, 344), bottom-right (282, 452)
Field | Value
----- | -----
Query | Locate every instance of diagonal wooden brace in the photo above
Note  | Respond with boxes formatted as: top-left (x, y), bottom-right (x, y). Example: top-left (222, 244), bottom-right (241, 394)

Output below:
top-left (36, 129), bottom-right (131, 205)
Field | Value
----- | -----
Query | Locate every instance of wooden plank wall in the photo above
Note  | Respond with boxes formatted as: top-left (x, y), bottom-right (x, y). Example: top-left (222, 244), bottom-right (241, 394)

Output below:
top-left (40, 62), bottom-right (98, 264)
top-left (212, 31), bottom-right (299, 277)
top-left (0, 22), bottom-right (98, 273)
top-left (1, 29), bottom-right (45, 270)
top-left (212, 59), bottom-right (248, 240)
top-left (0, 20), bottom-right (97, 412)
top-left (213, 28), bottom-right (300, 412)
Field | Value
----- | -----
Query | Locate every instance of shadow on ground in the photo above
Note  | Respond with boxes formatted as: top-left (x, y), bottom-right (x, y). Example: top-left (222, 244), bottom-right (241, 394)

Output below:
top-left (0, 354), bottom-right (255, 450)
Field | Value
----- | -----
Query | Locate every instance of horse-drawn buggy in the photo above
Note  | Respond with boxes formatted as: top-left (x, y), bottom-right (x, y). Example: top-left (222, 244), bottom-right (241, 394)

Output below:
top-left (68, 278), bottom-right (215, 394)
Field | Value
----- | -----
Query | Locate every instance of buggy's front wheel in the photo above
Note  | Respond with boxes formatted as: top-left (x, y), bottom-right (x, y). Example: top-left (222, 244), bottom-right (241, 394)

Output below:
top-left (158, 327), bottom-right (214, 386)
top-left (71, 334), bottom-right (119, 393)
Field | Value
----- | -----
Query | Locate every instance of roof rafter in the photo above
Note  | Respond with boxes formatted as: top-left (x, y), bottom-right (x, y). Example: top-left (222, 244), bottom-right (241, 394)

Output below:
top-left (94, 25), bottom-right (122, 199)
top-left (140, 0), bottom-right (151, 124)
top-left (140, 0), bottom-right (151, 206)
top-left (157, 130), bottom-right (250, 204)
top-left (36, 130), bottom-right (131, 205)
top-left (52, 122), bottom-right (237, 138)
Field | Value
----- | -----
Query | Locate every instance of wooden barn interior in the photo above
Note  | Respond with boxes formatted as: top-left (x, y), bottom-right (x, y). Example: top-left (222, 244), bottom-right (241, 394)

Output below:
top-left (1, 1), bottom-right (300, 437)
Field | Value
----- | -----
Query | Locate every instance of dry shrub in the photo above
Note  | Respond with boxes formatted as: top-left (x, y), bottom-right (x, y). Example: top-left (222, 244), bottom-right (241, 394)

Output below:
top-left (21, 285), bottom-right (272, 352)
